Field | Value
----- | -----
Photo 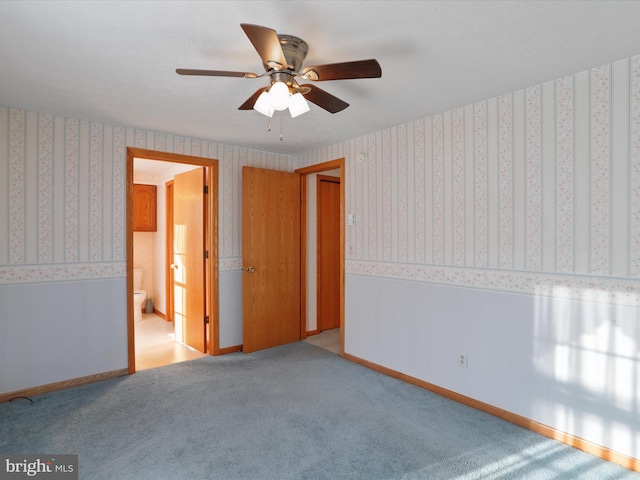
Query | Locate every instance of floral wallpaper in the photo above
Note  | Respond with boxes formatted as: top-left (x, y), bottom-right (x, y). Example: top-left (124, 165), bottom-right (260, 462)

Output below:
top-left (2, 53), bottom-right (640, 306)
top-left (296, 55), bottom-right (640, 306)
top-left (0, 110), bottom-right (294, 284)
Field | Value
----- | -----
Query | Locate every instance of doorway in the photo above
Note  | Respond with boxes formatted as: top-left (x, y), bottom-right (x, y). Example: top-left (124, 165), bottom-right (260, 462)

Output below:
top-left (239, 159), bottom-right (345, 356)
top-left (316, 174), bottom-right (340, 332)
top-left (296, 159), bottom-right (345, 355)
top-left (126, 148), bottom-right (219, 373)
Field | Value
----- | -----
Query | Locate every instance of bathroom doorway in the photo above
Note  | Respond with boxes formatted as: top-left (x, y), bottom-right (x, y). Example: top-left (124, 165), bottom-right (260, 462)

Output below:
top-left (126, 148), bottom-right (219, 373)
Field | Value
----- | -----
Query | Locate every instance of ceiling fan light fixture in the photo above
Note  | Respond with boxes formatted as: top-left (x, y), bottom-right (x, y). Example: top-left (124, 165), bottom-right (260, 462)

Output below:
top-left (269, 81), bottom-right (290, 111)
top-left (178, 24), bottom-right (383, 121)
top-left (253, 91), bottom-right (274, 117)
top-left (288, 92), bottom-right (310, 118)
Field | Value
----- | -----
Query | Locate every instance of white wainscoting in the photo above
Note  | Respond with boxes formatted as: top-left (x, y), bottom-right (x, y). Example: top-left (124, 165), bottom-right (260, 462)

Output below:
top-left (345, 273), bottom-right (640, 459)
top-left (0, 278), bottom-right (127, 394)
top-left (219, 269), bottom-right (243, 349)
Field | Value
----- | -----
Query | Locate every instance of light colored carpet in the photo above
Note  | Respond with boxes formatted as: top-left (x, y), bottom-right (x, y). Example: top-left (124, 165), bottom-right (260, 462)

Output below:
top-left (1, 342), bottom-right (638, 480)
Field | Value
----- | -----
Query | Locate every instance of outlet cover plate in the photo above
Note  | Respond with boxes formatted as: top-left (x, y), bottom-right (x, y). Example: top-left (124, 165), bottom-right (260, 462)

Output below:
top-left (459, 353), bottom-right (467, 368)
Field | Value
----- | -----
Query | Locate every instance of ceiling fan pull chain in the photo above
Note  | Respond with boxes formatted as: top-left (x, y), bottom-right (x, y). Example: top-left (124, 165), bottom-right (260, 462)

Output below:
top-left (280, 113), bottom-right (283, 141)
top-left (267, 116), bottom-right (271, 132)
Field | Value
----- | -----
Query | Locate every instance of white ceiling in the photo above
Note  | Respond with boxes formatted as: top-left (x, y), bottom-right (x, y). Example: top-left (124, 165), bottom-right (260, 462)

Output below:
top-left (2, 1), bottom-right (640, 156)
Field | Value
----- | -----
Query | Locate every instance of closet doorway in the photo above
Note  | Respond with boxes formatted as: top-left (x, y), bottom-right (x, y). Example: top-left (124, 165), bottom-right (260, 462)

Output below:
top-left (296, 159), bottom-right (345, 356)
top-left (316, 174), bottom-right (341, 332)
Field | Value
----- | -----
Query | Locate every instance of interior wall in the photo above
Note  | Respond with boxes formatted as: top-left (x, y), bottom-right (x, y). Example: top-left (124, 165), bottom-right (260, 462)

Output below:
top-left (132, 173), bottom-right (161, 312)
top-left (133, 231), bottom-right (154, 302)
top-left (1, 49), bottom-right (638, 462)
top-left (296, 54), bottom-right (640, 459)
top-left (0, 107), bottom-right (297, 393)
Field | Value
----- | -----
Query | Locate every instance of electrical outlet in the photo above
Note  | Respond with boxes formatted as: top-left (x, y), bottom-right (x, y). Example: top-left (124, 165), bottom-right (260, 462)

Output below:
top-left (458, 353), bottom-right (467, 368)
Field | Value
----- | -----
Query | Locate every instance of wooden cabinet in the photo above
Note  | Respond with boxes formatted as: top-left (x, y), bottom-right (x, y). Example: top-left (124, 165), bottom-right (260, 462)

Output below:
top-left (133, 184), bottom-right (157, 232)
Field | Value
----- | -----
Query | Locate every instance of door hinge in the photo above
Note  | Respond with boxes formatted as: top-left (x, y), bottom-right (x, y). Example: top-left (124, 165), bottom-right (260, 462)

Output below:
top-left (205, 250), bottom-right (209, 259)
top-left (204, 185), bottom-right (209, 194)
top-left (205, 315), bottom-right (210, 324)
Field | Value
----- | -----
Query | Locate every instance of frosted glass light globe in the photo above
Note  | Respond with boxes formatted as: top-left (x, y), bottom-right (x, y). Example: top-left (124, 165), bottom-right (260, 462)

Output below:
top-left (288, 92), bottom-right (310, 118)
top-left (269, 81), bottom-right (290, 111)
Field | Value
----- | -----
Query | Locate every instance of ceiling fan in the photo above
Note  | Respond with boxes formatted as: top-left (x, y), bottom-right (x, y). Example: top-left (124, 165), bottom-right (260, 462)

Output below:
top-left (176, 23), bottom-right (382, 117)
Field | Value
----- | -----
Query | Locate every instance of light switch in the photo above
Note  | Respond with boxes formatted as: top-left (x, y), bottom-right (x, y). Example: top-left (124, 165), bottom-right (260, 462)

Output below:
top-left (347, 213), bottom-right (356, 226)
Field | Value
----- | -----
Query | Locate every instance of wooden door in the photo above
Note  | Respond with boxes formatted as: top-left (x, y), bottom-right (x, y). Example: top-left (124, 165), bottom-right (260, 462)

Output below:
top-left (165, 181), bottom-right (175, 323)
top-left (317, 175), bottom-right (341, 331)
top-left (173, 167), bottom-right (206, 353)
top-left (242, 166), bottom-right (301, 353)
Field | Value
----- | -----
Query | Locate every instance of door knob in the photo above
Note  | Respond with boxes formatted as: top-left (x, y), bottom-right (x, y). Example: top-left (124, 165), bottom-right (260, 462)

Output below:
top-left (244, 266), bottom-right (255, 273)
top-left (170, 264), bottom-right (179, 270)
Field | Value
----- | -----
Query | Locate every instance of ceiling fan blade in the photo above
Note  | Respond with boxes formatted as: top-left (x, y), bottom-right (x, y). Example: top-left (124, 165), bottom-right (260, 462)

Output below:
top-left (302, 84), bottom-right (349, 113)
top-left (301, 59), bottom-right (382, 81)
top-left (176, 68), bottom-right (258, 78)
top-left (238, 87), bottom-right (268, 110)
top-left (240, 23), bottom-right (288, 70)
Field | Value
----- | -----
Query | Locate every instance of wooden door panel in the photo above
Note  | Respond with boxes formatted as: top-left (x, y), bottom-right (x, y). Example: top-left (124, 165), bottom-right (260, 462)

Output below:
top-left (317, 176), bottom-right (340, 331)
top-left (173, 167), bottom-right (206, 353)
top-left (242, 167), bottom-right (301, 353)
top-left (165, 181), bottom-right (175, 323)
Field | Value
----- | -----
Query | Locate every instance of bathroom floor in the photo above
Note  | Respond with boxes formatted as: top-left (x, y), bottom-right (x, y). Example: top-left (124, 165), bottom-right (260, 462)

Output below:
top-left (134, 313), bottom-right (207, 370)
top-left (135, 315), bottom-right (341, 371)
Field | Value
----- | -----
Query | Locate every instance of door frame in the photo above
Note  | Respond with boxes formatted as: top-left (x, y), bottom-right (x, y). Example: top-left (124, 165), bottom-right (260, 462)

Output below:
top-left (126, 147), bottom-right (219, 373)
top-left (295, 158), bottom-right (345, 355)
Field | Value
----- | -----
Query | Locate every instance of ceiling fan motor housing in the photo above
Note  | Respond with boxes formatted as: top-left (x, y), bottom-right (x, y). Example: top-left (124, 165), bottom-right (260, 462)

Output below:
top-left (269, 35), bottom-right (310, 89)
top-left (278, 34), bottom-right (308, 72)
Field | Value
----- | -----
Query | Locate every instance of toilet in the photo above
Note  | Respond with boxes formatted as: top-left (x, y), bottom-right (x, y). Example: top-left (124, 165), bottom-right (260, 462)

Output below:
top-left (133, 268), bottom-right (147, 323)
